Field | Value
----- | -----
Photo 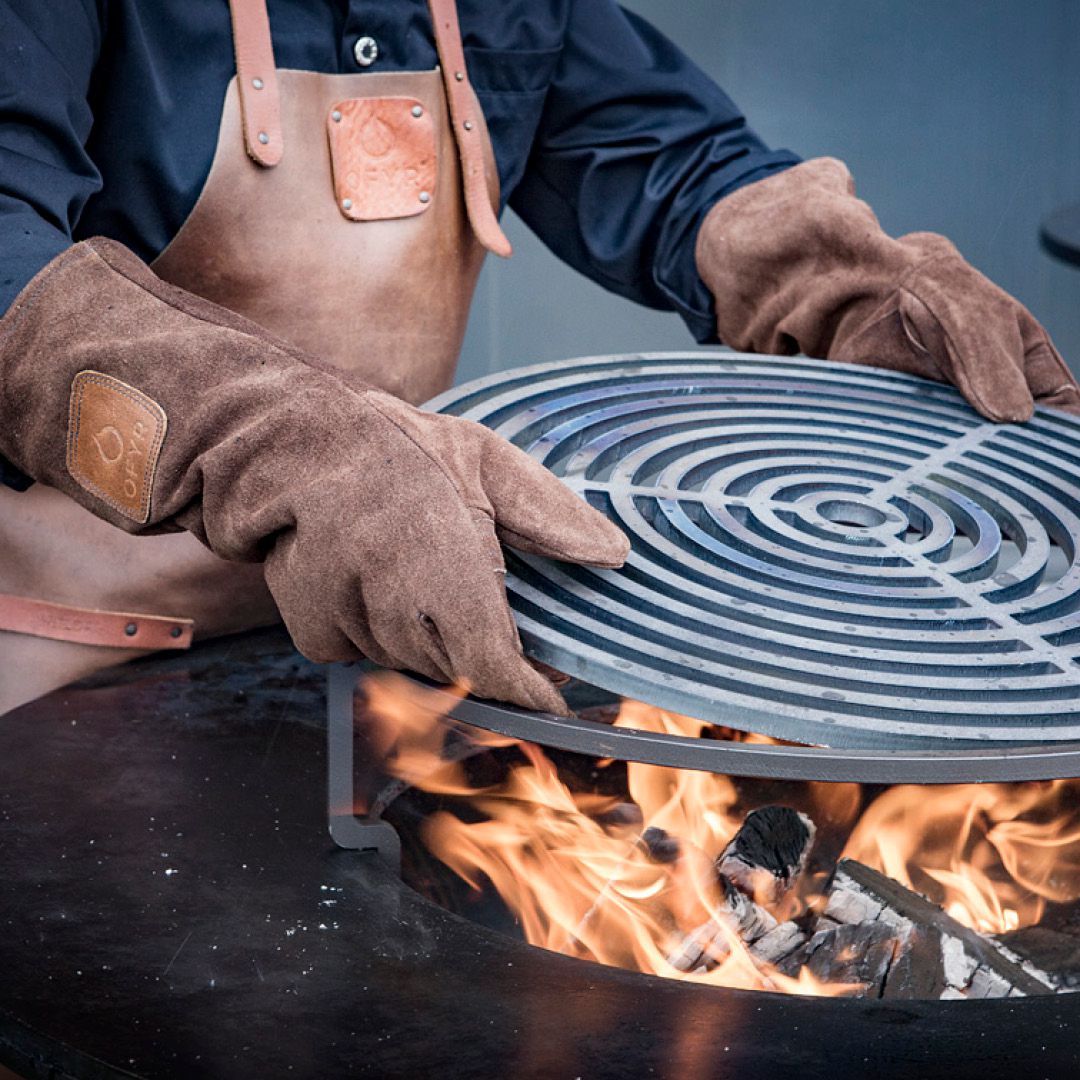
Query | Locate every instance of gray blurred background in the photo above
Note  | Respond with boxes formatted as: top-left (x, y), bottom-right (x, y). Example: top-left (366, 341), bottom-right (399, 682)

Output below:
top-left (456, 0), bottom-right (1080, 386)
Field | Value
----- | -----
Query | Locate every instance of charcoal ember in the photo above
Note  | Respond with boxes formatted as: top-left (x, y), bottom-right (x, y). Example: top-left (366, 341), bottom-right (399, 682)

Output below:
top-left (667, 877), bottom-right (778, 972)
top-left (781, 921), bottom-right (896, 993)
top-left (820, 860), bottom-right (1055, 999)
top-left (717, 806), bottom-right (816, 905)
top-left (639, 826), bottom-right (681, 864)
top-left (749, 920), bottom-right (807, 965)
top-left (995, 924), bottom-right (1080, 990)
top-left (595, 802), bottom-right (645, 830)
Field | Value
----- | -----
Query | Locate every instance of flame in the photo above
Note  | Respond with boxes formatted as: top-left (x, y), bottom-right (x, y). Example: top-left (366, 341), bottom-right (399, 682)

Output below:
top-left (841, 780), bottom-right (1080, 933)
top-left (359, 673), bottom-right (1080, 993)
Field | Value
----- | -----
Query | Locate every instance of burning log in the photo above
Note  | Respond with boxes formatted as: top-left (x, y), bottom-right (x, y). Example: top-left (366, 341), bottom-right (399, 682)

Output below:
top-left (881, 926), bottom-right (948, 1001)
top-left (748, 920), bottom-right (808, 965)
top-left (785, 920), bottom-right (898, 992)
top-left (667, 806), bottom-right (815, 973)
top-left (717, 806), bottom-right (816, 905)
top-left (810, 859), bottom-right (1056, 999)
top-left (996, 902), bottom-right (1080, 990)
top-left (667, 877), bottom-right (779, 972)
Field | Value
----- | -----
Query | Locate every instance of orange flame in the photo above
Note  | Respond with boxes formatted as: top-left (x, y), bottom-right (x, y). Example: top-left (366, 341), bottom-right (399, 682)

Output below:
top-left (359, 673), bottom-right (1080, 993)
top-left (841, 780), bottom-right (1080, 933)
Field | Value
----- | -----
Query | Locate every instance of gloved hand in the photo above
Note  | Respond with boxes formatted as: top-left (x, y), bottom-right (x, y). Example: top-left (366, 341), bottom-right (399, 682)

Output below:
top-left (0, 239), bottom-right (628, 713)
top-left (695, 157), bottom-right (1080, 422)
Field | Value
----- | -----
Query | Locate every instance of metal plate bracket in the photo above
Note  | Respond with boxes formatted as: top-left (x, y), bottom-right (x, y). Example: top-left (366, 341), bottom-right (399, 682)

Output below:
top-left (327, 664), bottom-right (401, 868)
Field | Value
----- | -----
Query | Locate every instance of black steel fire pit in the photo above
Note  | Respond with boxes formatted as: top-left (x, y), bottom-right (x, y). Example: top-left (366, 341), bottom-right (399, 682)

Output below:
top-left (2, 630), bottom-right (1080, 1080)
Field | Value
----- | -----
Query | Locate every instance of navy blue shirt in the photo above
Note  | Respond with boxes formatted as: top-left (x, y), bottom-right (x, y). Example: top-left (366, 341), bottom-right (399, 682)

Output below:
top-left (0, 0), bottom-right (798, 344)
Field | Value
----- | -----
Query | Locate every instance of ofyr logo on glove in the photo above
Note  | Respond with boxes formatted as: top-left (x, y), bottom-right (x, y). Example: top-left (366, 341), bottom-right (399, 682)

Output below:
top-left (91, 425), bottom-right (124, 466)
top-left (67, 371), bottom-right (168, 524)
top-left (92, 419), bottom-right (150, 504)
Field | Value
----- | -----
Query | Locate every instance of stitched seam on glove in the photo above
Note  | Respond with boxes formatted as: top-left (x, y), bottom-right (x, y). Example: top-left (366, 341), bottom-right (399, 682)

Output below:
top-left (896, 282), bottom-right (1005, 422)
top-left (495, 521), bottom-right (626, 567)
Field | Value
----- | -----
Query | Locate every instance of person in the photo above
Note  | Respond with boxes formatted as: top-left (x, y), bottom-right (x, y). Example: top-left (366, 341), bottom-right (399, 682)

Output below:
top-left (1, 0), bottom-right (1076, 718)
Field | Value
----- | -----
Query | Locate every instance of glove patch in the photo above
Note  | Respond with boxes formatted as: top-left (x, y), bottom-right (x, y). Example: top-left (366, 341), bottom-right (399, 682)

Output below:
top-left (67, 371), bottom-right (167, 524)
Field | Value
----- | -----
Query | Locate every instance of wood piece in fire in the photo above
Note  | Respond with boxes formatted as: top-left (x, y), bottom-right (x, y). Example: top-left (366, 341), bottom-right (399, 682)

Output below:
top-left (783, 921), bottom-right (897, 992)
top-left (667, 877), bottom-right (779, 973)
top-left (821, 859), bottom-right (1055, 999)
top-left (639, 826), bottom-right (681, 864)
top-left (996, 902), bottom-right (1080, 990)
top-left (717, 806), bottom-right (816, 905)
top-left (748, 920), bottom-right (807, 966)
top-left (881, 926), bottom-right (947, 1001)
top-left (668, 806), bottom-right (816, 973)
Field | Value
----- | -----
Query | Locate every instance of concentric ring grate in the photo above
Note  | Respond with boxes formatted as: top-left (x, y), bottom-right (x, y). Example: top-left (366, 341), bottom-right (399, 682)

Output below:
top-left (428, 352), bottom-right (1080, 750)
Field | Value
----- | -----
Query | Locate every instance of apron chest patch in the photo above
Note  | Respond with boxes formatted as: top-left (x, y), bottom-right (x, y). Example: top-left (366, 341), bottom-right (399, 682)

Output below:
top-left (327, 97), bottom-right (438, 222)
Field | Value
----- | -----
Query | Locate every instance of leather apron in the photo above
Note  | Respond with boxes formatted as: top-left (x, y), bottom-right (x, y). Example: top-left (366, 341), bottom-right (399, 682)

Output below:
top-left (0, 0), bottom-right (510, 650)
top-left (157, 0), bottom-right (507, 405)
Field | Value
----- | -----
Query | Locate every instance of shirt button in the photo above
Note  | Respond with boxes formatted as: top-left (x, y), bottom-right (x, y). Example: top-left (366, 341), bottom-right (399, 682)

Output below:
top-left (353, 36), bottom-right (379, 67)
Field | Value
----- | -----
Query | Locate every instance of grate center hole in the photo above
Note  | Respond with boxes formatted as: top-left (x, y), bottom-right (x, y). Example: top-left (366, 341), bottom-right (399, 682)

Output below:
top-left (817, 499), bottom-right (887, 529)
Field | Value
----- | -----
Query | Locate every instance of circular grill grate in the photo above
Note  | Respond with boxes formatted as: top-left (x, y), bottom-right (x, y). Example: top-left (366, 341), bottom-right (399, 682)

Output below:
top-left (429, 352), bottom-right (1080, 750)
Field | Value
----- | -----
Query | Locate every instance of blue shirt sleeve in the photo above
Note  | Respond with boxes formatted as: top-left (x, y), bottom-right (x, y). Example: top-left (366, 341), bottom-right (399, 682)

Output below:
top-left (0, 0), bottom-right (103, 317)
top-left (509, 0), bottom-right (801, 343)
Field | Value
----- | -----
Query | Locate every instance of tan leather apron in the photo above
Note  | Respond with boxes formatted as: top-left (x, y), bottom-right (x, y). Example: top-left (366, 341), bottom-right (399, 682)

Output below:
top-left (159, 0), bottom-right (507, 404)
top-left (0, 0), bottom-right (510, 650)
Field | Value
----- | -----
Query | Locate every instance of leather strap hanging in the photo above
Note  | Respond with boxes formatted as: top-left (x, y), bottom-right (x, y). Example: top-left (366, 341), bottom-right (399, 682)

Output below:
top-left (229, 0), bottom-right (283, 166)
top-left (0, 594), bottom-right (194, 650)
top-left (427, 0), bottom-right (511, 257)
top-left (227, 0), bottom-right (510, 255)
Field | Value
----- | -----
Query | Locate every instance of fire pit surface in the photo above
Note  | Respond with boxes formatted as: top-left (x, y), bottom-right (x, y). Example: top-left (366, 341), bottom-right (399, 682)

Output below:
top-left (4, 631), bottom-right (1080, 1079)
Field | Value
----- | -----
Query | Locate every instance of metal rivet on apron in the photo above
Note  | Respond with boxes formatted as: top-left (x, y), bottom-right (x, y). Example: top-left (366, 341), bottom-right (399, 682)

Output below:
top-left (124, 622), bottom-right (138, 637)
top-left (353, 35), bottom-right (379, 67)
top-left (252, 77), bottom-right (264, 90)
top-left (419, 191), bottom-right (431, 204)
top-left (331, 110), bottom-right (343, 123)
top-left (454, 71), bottom-right (464, 81)
top-left (257, 131), bottom-right (269, 145)
top-left (411, 105), bottom-right (423, 118)
top-left (170, 626), bottom-right (183, 639)
top-left (342, 198), bottom-right (353, 210)
top-left (463, 121), bottom-right (474, 131)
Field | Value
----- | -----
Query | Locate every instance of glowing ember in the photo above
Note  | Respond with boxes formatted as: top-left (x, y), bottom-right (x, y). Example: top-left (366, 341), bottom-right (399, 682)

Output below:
top-left (358, 673), bottom-right (1080, 994)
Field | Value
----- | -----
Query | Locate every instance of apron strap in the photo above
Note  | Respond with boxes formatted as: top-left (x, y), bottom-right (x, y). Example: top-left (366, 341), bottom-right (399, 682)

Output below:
top-left (229, 0), bottom-right (284, 166)
top-left (427, 0), bottom-right (511, 257)
top-left (0, 593), bottom-right (194, 650)
top-left (226, 0), bottom-right (510, 255)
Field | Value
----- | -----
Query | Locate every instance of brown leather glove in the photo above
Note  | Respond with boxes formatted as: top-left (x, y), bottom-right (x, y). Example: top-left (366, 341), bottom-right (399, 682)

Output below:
top-left (696, 157), bottom-right (1080, 422)
top-left (0, 239), bottom-right (628, 713)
